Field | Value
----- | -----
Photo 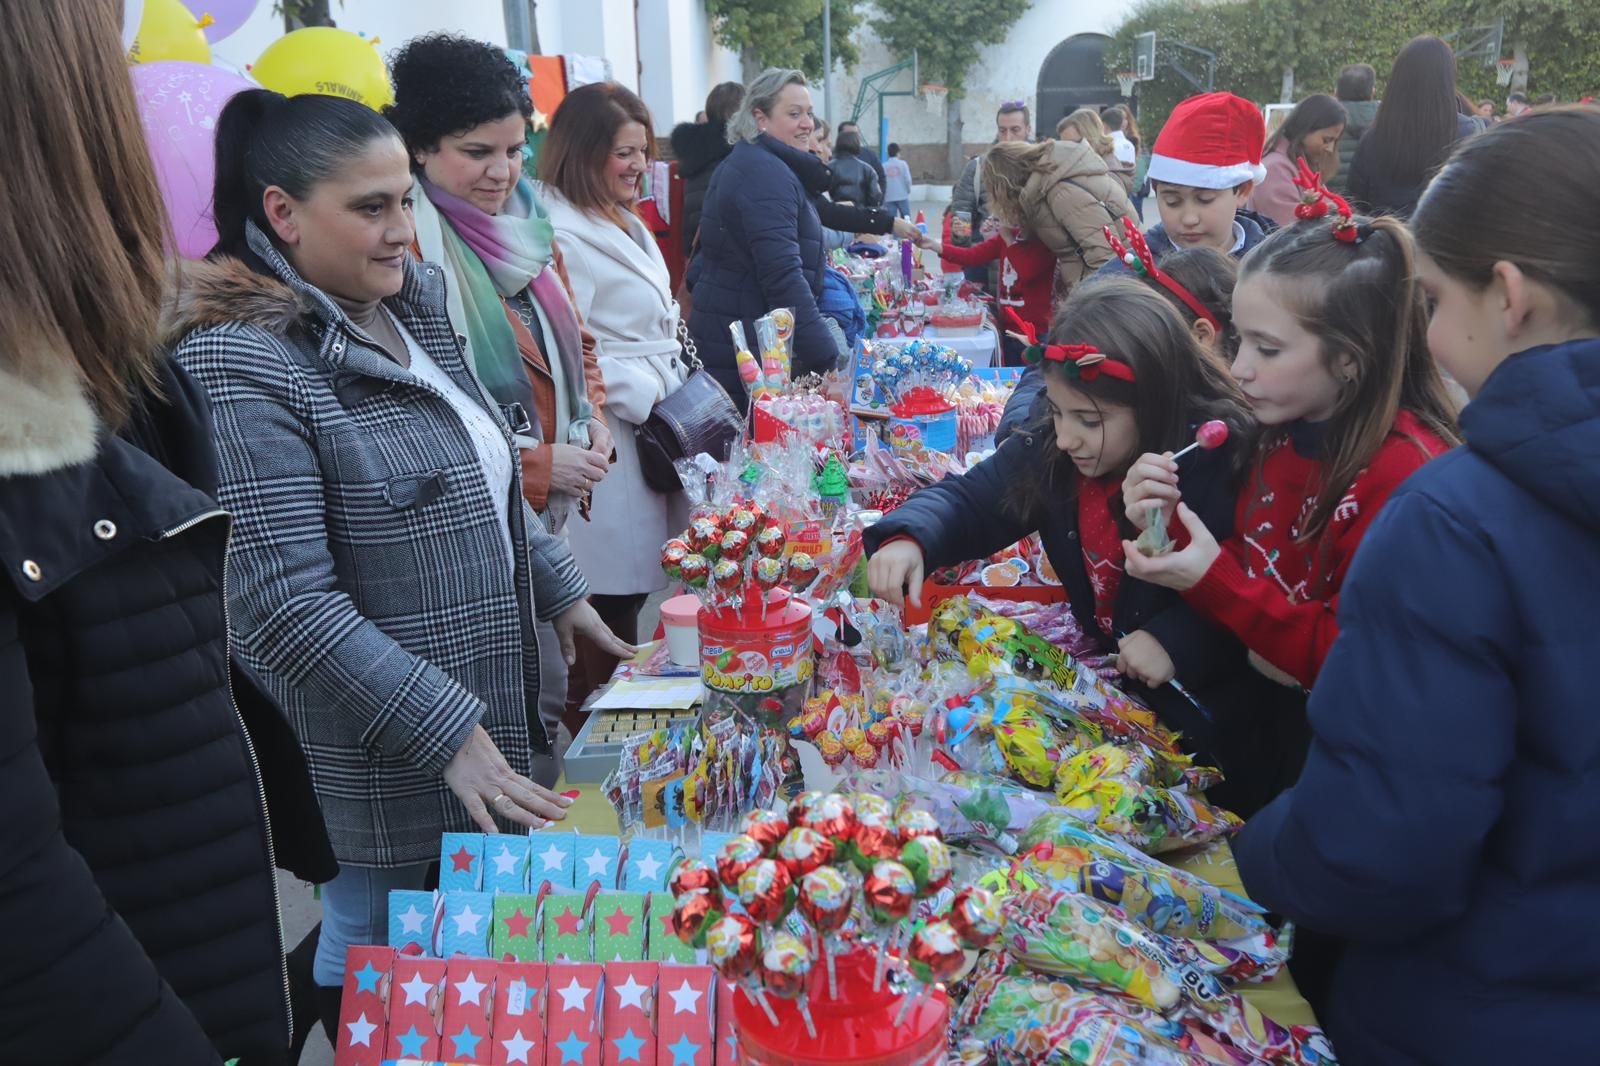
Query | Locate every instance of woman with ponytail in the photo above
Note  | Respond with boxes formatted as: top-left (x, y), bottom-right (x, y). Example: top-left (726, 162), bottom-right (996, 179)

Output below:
top-left (171, 87), bottom-right (627, 1036)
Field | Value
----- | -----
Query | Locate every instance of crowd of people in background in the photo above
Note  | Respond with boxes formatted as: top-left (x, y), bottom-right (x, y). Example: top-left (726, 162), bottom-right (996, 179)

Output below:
top-left (5, 3), bottom-right (1600, 1064)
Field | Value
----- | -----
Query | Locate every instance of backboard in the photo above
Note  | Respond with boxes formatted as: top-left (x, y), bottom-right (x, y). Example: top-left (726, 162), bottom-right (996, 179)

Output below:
top-left (1134, 32), bottom-right (1157, 81)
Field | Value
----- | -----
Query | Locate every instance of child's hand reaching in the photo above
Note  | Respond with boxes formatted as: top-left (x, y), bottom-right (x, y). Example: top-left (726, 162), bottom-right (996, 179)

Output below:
top-left (867, 540), bottom-right (926, 609)
top-left (1115, 630), bottom-right (1177, 688)
top-left (1122, 451), bottom-right (1182, 530)
top-left (1122, 503), bottom-right (1221, 592)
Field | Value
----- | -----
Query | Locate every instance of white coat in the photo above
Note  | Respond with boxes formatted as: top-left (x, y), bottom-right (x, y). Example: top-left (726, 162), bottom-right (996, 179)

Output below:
top-left (540, 185), bottom-right (690, 597)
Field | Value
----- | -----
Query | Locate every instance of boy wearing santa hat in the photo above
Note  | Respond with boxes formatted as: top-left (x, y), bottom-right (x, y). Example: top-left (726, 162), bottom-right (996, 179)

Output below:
top-left (1104, 92), bottom-right (1276, 273)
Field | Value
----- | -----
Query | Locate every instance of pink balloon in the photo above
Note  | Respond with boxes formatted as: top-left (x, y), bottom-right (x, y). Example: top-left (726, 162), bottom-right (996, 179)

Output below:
top-left (130, 61), bottom-right (256, 258)
top-left (180, 0), bottom-right (260, 43)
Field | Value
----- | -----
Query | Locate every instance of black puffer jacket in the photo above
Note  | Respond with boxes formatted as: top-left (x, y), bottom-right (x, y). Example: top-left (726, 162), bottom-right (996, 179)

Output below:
top-left (0, 353), bottom-right (335, 1065)
top-left (829, 151), bottom-right (882, 207)
top-left (669, 118), bottom-right (734, 255)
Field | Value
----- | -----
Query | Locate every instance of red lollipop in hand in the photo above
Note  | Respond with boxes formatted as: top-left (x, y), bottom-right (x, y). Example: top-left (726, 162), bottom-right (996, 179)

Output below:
top-left (1172, 419), bottom-right (1229, 460)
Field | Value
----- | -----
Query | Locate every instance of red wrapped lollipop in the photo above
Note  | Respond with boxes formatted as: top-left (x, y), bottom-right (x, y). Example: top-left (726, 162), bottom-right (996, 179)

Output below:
top-left (740, 808), bottom-right (791, 854)
top-left (776, 826), bottom-right (835, 881)
top-left (705, 913), bottom-right (778, 1026)
top-left (720, 528), bottom-right (751, 562)
top-left (900, 834), bottom-right (954, 895)
top-left (849, 795), bottom-right (900, 871)
top-left (755, 524), bottom-right (787, 558)
top-left (948, 886), bottom-right (1003, 950)
top-left (679, 553), bottom-right (710, 590)
top-left (687, 516), bottom-right (723, 556)
top-left (798, 865), bottom-right (855, 999)
top-left (797, 792), bottom-right (857, 852)
top-left (715, 834), bottom-right (765, 886)
top-left (760, 930), bottom-right (817, 1038)
top-left (894, 806), bottom-right (941, 845)
top-left (728, 507), bottom-right (758, 533)
top-left (864, 858), bottom-right (917, 990)
top-left (894, 919), bottom-right (967, 1024)
top-left (788, 790), bottom-right (824, 825)
top-left (735, 858), bottom-right (794, 926)
top-left (661, 539), bottom-right (689, 580)
top-left (671, 888), bottom-right (726, 948)
top-left (668, 857), bottom-right (720, 899)
top-left (786, 551), bottom-right (819, 591)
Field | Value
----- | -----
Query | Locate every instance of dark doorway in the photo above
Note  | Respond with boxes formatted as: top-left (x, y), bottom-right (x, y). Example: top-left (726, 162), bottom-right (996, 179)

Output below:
top-left (1036, 33), bottom-right (1121, 134)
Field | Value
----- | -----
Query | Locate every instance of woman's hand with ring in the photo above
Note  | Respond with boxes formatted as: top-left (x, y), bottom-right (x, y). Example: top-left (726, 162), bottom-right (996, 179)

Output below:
top-left (443, 725), bottom-right (573, 833)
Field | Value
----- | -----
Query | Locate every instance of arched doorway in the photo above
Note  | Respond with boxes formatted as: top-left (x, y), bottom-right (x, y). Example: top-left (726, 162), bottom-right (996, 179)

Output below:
top-left (1036, 33), bottom-right (1120, 134)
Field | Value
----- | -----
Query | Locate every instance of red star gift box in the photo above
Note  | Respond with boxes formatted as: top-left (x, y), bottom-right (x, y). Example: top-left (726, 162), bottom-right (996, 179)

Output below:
top-left (602, 961), bottom-right (658, 1066)
top-left (655, 964), bottom-right (715, 1066)
top-left (441, 832), bottom-right (486, 892)
top-left (494, 892), bottom-right (543, 962)
top-left (593, 893), bottom-right (647, 962)
top-left (441, 957), bottom-right (497, 1065)
top-left (386, 956), bottom-right (446, 1061)
top-left (335, 945), bottom-right (392, 1066)
top-left (545, 962), bottom-right (604, 1066)
top-left (545, 883), bottom-right (601, 962)
top-left (491, 961), bottom-right (547, 1066)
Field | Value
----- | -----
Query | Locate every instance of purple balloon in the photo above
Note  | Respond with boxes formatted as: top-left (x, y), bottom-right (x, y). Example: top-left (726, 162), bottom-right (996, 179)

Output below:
top-left (180, 0), bottom-right (259, 43)
top-left (131, 61), bottom-right (256, 258)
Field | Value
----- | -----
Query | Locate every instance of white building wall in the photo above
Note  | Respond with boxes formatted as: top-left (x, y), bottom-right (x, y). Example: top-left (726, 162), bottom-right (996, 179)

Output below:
top-left (832, 0), bottom-right (1139, 154)
top-left (637, 0), bottom-right (742, 132)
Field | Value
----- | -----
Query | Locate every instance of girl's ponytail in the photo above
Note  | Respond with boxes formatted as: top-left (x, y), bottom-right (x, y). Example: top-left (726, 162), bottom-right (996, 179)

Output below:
top-left (210, 88), bottom-right (287, 258)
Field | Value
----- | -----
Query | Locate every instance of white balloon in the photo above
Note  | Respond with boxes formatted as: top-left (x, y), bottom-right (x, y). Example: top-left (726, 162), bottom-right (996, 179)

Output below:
top-left (121, 0), bottom-right (145, 53)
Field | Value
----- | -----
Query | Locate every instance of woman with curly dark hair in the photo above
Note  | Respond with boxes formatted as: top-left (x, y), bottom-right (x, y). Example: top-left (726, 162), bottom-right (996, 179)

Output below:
top-left (386, 34), bottom-right (631, 767)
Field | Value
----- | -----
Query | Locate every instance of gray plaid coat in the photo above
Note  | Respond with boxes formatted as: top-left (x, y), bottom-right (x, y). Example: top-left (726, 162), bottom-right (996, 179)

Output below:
top-left (170, 223), bottom-right (588, 867)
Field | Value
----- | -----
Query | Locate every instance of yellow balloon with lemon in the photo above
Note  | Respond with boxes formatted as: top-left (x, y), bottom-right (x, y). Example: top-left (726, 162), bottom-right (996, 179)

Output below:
top-left (127, 0), bottom-right (212, 65)
top-left (252, 27), bottom-right (393, 110)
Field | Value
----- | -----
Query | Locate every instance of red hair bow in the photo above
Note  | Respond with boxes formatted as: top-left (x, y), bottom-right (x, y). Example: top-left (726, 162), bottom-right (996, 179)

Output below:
top-left (1291, 157), bottom-right (1362, 243)
top-left (1004, 308), bottom-right (1136, 384)
top-left (1102, 218), bottom-right (1223, 330)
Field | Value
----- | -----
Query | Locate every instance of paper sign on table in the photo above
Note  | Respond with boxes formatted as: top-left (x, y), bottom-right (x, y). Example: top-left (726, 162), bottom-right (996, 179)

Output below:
top-left (530, 832), bottom-right (578, 890)
top-left (389, 889), bottom-right (440, 957)
top-left (334, 945), bottom-right (393, 1066)
top-left (621, 839), bottom-right (675, 893)
top-left (645, 894), bottom-right (698, 964)
top-left (494, 893), bottom-right (543, 961)
top-left (592, 893), bottom-right (647, 962)
top-left (492, 961), bottom-right (547, 1066)
top-left (486, 833), bottom-right (534, 894)
top-left (603, 961), bottom-right (658, 1066)
top-left (442, 832), bottom-right (486, 892)
top-left (386, 956), bottom-right (446, 1061)
top-left (441, 957), bottom-right (496, 1065)
top-left (655, 965), bottom-right (715, 1066)
top-left (544, 962), bottom-right (603, 1066)
top-left (544, 890), bottom-right (594, 962)
top-left (573, 835), bottom-right (621, 892)
top-left (442, 890), bottom-right (495, 958)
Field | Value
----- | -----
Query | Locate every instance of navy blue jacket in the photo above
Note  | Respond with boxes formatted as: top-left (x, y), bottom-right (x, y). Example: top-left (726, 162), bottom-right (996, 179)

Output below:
top-left (1235, 338), bottom-right (1600, 1064)
top-left (863, 423), bottom-right (1253, 754)
top-left (687, 135), bottom-right (838, 404)
top-left (996, 210), bottom-right (1274, 446)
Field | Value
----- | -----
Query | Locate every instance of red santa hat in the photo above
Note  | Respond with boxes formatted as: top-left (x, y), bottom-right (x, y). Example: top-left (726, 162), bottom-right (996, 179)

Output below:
top-left (1148, 92), bottom-right (1268, 189)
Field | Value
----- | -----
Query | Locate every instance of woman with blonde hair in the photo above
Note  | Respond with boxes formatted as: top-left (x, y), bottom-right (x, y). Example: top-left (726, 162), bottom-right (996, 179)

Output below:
top-left (983, 137), bottom-right (1138, 294)
top-left (1056, 107), bottom-right (1135, 195)
top-left (0, 1), bottom-right (333, 1061)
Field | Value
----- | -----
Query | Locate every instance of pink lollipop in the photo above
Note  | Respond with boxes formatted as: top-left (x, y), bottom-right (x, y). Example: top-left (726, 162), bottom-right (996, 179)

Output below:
top-left (1171, 419), bottom-right (1229, 460)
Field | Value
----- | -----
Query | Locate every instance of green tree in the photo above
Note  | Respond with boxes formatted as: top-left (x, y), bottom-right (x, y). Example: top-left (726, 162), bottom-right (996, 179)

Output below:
top-left (705, 0), bottom-right (862, 82)
top-left (871, 0), bottom-right (1034, 178)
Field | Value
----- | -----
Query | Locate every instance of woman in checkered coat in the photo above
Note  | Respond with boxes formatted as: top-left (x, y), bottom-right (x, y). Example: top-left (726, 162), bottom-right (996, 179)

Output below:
top-left (169, 90), bottom-right (633, 1031)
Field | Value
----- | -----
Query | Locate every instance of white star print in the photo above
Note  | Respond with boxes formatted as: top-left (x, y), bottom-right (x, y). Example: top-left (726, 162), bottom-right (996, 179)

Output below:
top-left (540, 841), bottom-right (568, 872)
top-left (632, 853), bottom-right (663, 883)
top-left (583, 847), bottom-right (611, 877)
top-left (456, 970), bottom-right (487, 1006)
top-left (502, 1029), bottom-right (536, 1064)
top-left (400, 971), bottom-right (433, 1006)
top-left (453, 903), bottom-right (484, 936)
top-left (612, 974), bottom-right (649, 1010)
top-left (345, 1011), bottom-right (377, 1047)
top-left (668, 979), bottom-right (703, 1015)
top-left (493, 843), bottom-right (520, 877)
top-left (397, 904), bottom-right (427, 935)
top-left (557, 976), bottom-right (590, 1012)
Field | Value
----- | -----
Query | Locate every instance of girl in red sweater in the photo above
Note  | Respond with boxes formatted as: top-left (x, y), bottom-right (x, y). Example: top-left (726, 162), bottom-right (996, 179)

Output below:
top-left (1123, 206), bottom-right (1459, 814)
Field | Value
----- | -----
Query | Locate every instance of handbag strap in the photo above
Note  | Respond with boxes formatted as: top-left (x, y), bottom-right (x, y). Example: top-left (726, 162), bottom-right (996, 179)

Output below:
top-left (675, 317), bottom-right (703, 371)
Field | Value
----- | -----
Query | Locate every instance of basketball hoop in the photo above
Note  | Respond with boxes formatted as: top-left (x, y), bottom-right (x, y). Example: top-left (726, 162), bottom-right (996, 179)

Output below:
top-left (1496, 58), bottom-right (1517, 86)
top-left (1116, 71), bottom-right (1138, 97)
top-left (921, 83), bottom-right (948, 115)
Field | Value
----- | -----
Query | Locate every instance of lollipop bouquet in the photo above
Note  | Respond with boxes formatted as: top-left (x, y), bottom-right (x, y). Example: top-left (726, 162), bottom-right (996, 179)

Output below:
top-left (869, 339), bottom-right (975, 410)
top-left (661, 503), bottom-right (821, 621)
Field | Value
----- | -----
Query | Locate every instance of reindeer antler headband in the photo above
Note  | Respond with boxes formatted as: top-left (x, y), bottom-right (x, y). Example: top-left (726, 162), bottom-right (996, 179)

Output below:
top-left (1003, 309), bottom-right (1137, 384)
top-left (1103, 217), bottom-right (1223, 330)
top-left (1291, 157), bottom-right (1369, 245)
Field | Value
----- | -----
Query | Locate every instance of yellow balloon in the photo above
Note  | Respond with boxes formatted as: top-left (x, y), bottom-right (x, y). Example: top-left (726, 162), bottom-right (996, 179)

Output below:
top-left (252, 27), bottom-right (393, 111)
top-left (128, 0), bottom-right (212, 65)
